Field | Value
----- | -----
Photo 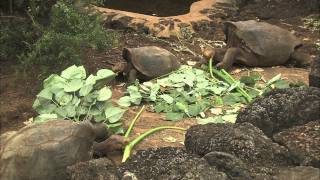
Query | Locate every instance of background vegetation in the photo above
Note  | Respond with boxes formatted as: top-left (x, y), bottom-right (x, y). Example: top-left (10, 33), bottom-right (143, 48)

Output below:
top-left (0, 0), bottom-right (117, 73)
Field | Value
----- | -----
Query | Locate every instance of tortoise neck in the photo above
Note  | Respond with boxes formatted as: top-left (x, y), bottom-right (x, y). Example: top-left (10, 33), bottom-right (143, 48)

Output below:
top-left (92, 123), bottom-right (111, 142)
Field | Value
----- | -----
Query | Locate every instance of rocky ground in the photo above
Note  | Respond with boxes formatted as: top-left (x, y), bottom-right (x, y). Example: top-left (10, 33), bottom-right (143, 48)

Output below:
top-left (0, 0), bottom-right (319, 179)
top-left (67, 87), bottom-right (320, 179)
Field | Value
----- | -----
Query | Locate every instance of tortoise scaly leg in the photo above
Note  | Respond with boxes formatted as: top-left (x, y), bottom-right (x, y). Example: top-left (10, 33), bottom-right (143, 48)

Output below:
top-left (128, 69), bottom-right (138, 85)
top-left (93, 135), bottom-right (129, 157)
top-left (216, 47), bottom-right (239, 71)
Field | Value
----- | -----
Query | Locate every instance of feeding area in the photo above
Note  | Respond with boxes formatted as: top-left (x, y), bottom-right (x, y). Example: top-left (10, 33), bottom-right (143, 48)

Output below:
top-left (1, 0), bottom-right (319, 179)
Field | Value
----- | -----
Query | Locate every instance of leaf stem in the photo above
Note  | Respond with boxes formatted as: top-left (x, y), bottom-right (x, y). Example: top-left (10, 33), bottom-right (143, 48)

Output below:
top-left (122, 126), bottom-right (186, 162)
top-left (208, 58), bottom-right (252, 103)
top-left (124, 105), bottom-right (145, 138)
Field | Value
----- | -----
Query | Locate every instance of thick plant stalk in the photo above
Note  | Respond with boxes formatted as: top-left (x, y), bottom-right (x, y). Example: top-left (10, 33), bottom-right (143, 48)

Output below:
top-left (208, 58), bottom-right (252, 103)
top-left (221, 69), bottom-right (252, 102)
top-left (122, 126), bottom-right (186, 162)
top-left (124, 105), bottom-right (145, 138)
top-left (208, 56), bottom-right (219, 81)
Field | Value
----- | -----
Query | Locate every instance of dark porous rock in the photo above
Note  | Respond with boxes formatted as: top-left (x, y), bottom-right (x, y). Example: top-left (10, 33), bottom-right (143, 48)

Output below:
top-left (204, 151), bottom-right (251, 179)
top-left (273, 166), bottom-right (320, 180)
top-left (273, 120), bottom-right (320, 168)
top-left (66, 158), bottom-right (121, 180)
top-left (185, 123), bottom-right (291, 173)
top-left (310, 59), bottom-right (320, 88)
top-left (120, 147), bottom-right (228, 180)
top-left (236, 87), bottom-right (320, 137)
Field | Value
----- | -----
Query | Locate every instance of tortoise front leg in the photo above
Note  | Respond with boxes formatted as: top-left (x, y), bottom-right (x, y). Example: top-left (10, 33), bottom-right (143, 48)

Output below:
top-left (216, 47), bottom-right (239, 71)
top-left (128, 68), bottom-right (138, 84)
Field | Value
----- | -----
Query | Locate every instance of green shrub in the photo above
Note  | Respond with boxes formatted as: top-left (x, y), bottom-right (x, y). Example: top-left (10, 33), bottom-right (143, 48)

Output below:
top-left (21, 1), bottom-right (118, 69)
top-left (1, 0), bottom-right (118, 73)
top-left (0, 18), bottom-right (39, 61)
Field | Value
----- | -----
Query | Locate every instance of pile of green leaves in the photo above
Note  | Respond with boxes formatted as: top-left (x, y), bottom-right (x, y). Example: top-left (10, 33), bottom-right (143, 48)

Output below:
top-left (32, 65), bottom-right (125, 133)
top-left (118, 65), bottom-right (293, 123)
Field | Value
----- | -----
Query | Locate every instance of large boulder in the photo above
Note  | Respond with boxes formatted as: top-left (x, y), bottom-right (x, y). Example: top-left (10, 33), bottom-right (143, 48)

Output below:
top-left (119, 147), bottom-right (228, 180)
top-left (236, 87), bottom-right (320, 136)
top-left (184, 123), bottom-right (292, 179)
top-left (273, 120), bottom-right (320, 168)
top-left (67, 158), bottom-right (120, 180)
top-left (273, 166), bottom-right (320, 180)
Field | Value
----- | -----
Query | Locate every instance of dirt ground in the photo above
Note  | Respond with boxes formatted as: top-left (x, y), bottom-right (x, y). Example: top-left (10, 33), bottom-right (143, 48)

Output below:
top-left (0, 0), bottom-right (319, 157)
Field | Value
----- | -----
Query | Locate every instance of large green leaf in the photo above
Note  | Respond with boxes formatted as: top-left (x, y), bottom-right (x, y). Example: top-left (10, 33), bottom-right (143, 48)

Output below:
top-left (154, 102), bottom-right (172, 113)
top-left (94, 69), bottom-right (116, 88)
top-left (183, 71), bottom-right (196, 87)
top-left (159, 94), bottom-right (174, 104)
top-left (222, 94), bottom-right (241, 105)
top-left (88, 106), bottom-right (102, 116)
top-left (55, 91), bottom-right (73, 106)
top-left (64, 79), bottom-right (84, 92)
top-left (274, 80), bottom-right (290, 89)
top-left (149, 84), bottom-right (160, 101)
top-left (165, 112), bottom-right (184, 121)
top-left (117, 96), bottom-right (131, 107)
top-left (240, 75), bottom-right (260, 86)
top-left (176, 101), bottom-right (188, 113)
top-left (54, 107), bottom-right (68, 118)
top-left (105, 106), bottom-right (126, 123)
top-left (197, 116), bottom-right (224, 124)
top-left (33, 103), bottom-right (57, 114)
top-left (77, 105), bottom-right (89, 115)
top-left (156, 77), bottom-right (173, 87)
top-left (83, 91), bottom-right (98, 104)
top-left (61, 65), bottom-right (86, 80)
top-left (43, 74), bottom-right (66, 89)
top-left (127, 86), bottom-right (142, 105)
top-left (32, 99), bottom-right (41, 109)
top-left (79, 84), bottom-right (93, 96)
top-left (85, 74), bottom-right (97, 85)
top-left (169, 73), bottom-right (184, 83)
top-left (188, 104), bottom-right (202, 116)
top-left (97, 87), bottom-right (112, 101)
top-left (209, 86), bottom-right (226, 95)
top-left (37, 88), bottom-right (53, 100)
top-left (94, 115), bottom-right (106, 123)
top-left (65, 104), bottom-right (76, 117)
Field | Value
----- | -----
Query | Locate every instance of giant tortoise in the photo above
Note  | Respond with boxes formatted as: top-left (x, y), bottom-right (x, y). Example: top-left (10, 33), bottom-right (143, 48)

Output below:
top-left (203, 20), bottom-right (310, 70)
top-left (113, 46), bottom-right (180, 83)
top-left (0, 120), bottom-right (127, 180)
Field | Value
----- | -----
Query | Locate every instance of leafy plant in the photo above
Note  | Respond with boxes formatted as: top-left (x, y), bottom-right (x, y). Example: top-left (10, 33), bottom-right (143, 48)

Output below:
top-left (118, 65), bottom-right (294, 123)
top-left (32, 65), bottom-right (126, 133)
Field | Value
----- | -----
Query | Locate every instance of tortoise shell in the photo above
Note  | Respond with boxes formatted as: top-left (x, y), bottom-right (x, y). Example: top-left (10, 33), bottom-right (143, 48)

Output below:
top-left (0, 120), bottom-right (98, 180)
top-left (123, 46), bottom-right (180, 78)
top-left (223, 20), bottom-right (302, 62)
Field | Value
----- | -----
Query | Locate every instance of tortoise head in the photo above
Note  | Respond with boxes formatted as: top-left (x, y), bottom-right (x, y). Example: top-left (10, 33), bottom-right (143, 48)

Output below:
top-left (202, 47), bottom-right (216, 61)
top-left (111, 47), bottom-right (134, 74)
top-left (92, 123), bottom-right (111, 142)
top-left (112, 62), bottom-right (128, 74)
